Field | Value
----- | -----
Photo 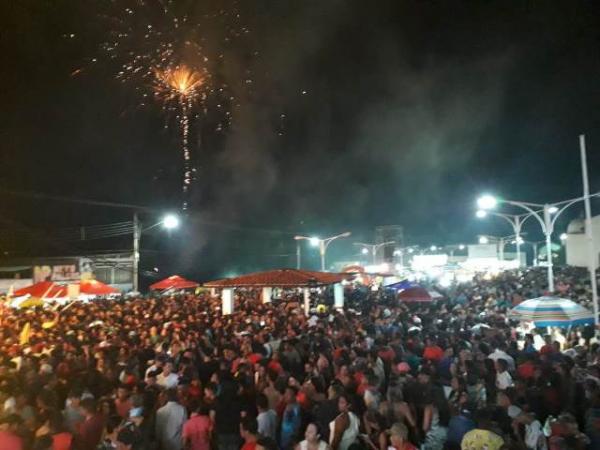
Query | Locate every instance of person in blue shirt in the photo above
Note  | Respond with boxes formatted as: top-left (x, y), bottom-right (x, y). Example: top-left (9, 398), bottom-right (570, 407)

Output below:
top-left (280, 386), bottom-right (302, 450)
top-left (446, 407), bottom-right (476, 449)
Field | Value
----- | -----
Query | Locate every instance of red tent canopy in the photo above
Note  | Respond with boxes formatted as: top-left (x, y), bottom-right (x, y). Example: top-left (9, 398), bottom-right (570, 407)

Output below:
top-left (78, 279), bottom-right (120, 295)
top-left (398, 287), bottom-right (432, 303)
top-left (13, 281), bottom-right (67, 298)
top-left (204, 269), bottom-right (351, 288)
top-left (150, 275), bottom-right (199, 291)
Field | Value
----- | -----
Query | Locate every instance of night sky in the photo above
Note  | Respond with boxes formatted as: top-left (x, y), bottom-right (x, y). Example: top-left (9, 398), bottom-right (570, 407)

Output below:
top-left (1, 1), bottom-right (600, 280)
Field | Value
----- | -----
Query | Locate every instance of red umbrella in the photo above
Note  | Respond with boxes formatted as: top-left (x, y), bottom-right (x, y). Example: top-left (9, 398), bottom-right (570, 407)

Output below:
top-left (150, 275), bottom-right (199, 291)
top-left (78, 279), bottom-right (120, 296)
top-left (398, 287), bottom-right (432, 303)
top-left (13, 281), bottom-right (67, 298)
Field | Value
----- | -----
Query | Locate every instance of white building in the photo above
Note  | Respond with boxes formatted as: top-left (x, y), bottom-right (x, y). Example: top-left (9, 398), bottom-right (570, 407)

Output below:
top-left (564, 217), bottom-right (600, 269)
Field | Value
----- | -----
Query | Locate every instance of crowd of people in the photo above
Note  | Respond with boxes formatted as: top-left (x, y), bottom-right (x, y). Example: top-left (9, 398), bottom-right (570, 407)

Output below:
top-left (0, 267), bottom-right (598, 450)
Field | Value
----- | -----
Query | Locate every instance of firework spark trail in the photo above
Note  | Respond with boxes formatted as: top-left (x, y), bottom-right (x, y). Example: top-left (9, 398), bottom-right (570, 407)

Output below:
top-left (77, 0), bottom-right (250, 211)
top-left (154, 65), bottom-right (208, 210)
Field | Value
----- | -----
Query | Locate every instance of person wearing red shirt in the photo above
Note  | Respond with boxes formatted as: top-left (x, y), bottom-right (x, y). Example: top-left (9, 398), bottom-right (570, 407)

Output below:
top-left (183, 403), bottom-right (213, 450)
top-left (423, 338), bottom-right (444, 363)
top-left (0, 415), bottom-right (23, 450)
top-left (75, 399), bottom-right (105, 450)
top-left (540, 335), bottom-right (555, 355)
top-left (115, 385), bottom-right (133, 419)
top-left (240, 416), bottom-right (259, 450)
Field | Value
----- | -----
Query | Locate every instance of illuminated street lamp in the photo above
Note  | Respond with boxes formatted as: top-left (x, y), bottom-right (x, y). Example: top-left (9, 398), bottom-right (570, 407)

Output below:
top-left (560, 233), bottom-right (568, 241)
top-left (162, 214), bottom-right (180, 230)
top-left (133, 213), bottom-right (180, 292)
top-left (295, 232), bottom-right (351, 271)
top-left (477, 191), bottom-right (600, 293)
top-left (478, 233), bottom-right (521, 261)
top-left (354, 241), bottom-right (395, 265)
top-left (476, 209), bottom-right (533, 267)
top-left (430, 245), bottom-right (438, 252)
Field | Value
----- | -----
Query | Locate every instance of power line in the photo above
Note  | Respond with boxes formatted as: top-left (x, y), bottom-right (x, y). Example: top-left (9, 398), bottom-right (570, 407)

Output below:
top-left (0, 187), bottom-right (302, 236)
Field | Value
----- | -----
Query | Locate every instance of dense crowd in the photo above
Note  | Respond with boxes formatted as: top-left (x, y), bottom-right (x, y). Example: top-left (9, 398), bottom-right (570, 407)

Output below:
top-left (0, 267), bottom-right (599, 450)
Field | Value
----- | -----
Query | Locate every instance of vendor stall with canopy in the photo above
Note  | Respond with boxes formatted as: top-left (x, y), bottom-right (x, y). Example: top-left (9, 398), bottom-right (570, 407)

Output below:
top-left (204, 268), bottom-right (351, 315)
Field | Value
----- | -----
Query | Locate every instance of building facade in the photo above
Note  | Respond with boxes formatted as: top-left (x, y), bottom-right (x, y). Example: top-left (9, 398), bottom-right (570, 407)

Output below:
top-left (564, 216), bottom-right (600, 269)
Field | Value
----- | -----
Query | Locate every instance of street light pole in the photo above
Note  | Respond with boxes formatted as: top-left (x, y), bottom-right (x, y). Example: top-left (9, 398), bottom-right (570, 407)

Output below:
top-left (132, 213), bottom-right (179, 293)
top-left (354, 241), bottom-right (396, 265)
top-left (477, 210), bottom-right (532, 267)
top-left (478, 191), bottom-right (600, 292)
top-left (295, 232), bottom-right (351, 271)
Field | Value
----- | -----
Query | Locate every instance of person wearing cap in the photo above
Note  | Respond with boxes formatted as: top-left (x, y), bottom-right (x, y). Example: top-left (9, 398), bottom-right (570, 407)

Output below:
top-left (446, 407), bottom-right (476, 449)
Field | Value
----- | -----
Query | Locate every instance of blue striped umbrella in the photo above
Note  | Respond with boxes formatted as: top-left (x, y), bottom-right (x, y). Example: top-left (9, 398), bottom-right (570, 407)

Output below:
top-left (509, 296), bottom-right (594, 327)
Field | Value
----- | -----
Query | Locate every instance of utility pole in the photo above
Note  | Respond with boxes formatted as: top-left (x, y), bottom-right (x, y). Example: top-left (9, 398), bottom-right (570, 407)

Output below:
top-left (580, 134), bottom-right (599, 330)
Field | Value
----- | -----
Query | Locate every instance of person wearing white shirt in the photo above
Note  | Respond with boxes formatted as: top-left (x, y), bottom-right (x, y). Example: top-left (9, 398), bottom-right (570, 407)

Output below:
top-left (156, 362), bottom-right (180, 390)
top-left (495, 359), bottom-right (514, 391)
top-left (514, 413), bottom-right (547, 450)
top-left (156, 389), bottom-right (187, 450)
top-left (487, 348), bottom-right (515, 371)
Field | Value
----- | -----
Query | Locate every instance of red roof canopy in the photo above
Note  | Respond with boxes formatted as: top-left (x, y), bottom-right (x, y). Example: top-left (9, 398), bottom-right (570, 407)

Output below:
top-left (78, 279), bottom-right (120, 295)
top-left (398, 286), bottom-right (432, 303)
top-left (204, 269), bottom-right (351, 288)
top-left (14, 281), bottom-right (67, 298)
top-left (150, 275), bottom-right (199, 291)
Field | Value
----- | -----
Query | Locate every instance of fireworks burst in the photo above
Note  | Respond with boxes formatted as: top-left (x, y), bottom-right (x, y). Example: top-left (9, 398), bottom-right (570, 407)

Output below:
top-left (77, 0), bottom-right (250, 210)
top-left (154, 64), bottom-right (209, 209)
